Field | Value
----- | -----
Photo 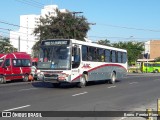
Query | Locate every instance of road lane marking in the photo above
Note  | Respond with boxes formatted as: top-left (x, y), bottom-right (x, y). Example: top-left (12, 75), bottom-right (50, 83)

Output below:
top-left (4, 105), bottom-right (31, 111)
top-left (72, 92), bottom-right (88, 96)
top-left (108, 86), bottom-right (116, 88)
top-left (118, 117), bottom-right (127, 120)
top-left (129, 82), bottom-right (138, 85)
top-left (19, 88), bottom-right (38, 91)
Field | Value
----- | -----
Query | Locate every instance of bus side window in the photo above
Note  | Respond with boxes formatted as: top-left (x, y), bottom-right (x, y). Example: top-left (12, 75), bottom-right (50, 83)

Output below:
top-left (122, 52), bottom-right (127, 63)
top-left (105, 49), bottom-right (110, 62)
top-left (82, 45), bottom-right (87, 61)
top-left (118, 52), bottom-right (122, 63)
top-left (72, 46), bottom-right (80, 68)
top-left (88, 47), bottom-right (94, 61)
top-left (111, 50), bottom-right (116, 63)
top-left (121, 52), bottom-right (123, 63)
top-left (98, 48), bottom-right (104, 62)
top-left (88, 47), bottom-right (99, 61)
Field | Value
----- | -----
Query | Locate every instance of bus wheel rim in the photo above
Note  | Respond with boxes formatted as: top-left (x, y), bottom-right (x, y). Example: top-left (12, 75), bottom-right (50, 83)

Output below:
top-left (112, 74), bottom-right (115, 81)
top-left (80, 77), bottom-right (86, 85)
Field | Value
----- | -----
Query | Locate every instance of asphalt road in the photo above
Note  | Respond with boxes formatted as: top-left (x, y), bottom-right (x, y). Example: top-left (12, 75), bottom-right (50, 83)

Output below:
top-left (0, 73), bottom-right (160, 120)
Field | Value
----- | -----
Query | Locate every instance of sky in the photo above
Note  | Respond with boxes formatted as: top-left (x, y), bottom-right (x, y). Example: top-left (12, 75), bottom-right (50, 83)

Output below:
top-left (0, 0), bottom-right (160, 42)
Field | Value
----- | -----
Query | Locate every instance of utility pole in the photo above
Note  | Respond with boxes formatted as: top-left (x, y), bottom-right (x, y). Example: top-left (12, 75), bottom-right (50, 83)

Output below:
top-left (71, 11), bottom-right (83, 18)
top-left (88, 23), bottom-right (96, 25)
top-left (71, 11), bottom-right (83, 39)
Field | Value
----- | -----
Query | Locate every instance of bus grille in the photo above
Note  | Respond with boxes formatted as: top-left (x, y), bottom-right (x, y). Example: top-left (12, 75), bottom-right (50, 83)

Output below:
top-left (44, 74), bottom-right (58, 77)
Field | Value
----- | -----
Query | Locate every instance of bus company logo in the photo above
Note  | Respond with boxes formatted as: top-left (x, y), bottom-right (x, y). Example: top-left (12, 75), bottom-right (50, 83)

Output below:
top-left (2, 112), bottom-right (11, 117)
top-left (82, 64), bottom-right (91, 69)
top-left (2, 112), bottom-right (42, 118)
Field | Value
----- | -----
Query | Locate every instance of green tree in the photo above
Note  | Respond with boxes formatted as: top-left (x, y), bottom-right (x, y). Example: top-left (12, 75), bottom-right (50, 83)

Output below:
top-left (0, 37), bottom-right (17, 53)
top-left (33, 10), bottom-right (90, 54)
top-left (97, 39), bottom-right (111, 46)
top-left (112, 41), bottom-right (144, 65)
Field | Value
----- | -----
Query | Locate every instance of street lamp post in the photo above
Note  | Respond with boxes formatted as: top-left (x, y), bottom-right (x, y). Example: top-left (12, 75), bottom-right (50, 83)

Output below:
top-left (88, 23), bottom-right (96, 25)
top-left (70, 11), bottom-right (83, 39)
top-left (71, 11), bottom-right (83, 17)
top-left (146, 51), bottom-right (149, 73)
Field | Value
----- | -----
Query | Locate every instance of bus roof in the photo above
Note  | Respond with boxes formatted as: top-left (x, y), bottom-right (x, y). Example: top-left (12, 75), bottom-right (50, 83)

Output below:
top-left (71, 39), bottom-right (127, 52)
top-left (42, 39), bottom-right (127, 52)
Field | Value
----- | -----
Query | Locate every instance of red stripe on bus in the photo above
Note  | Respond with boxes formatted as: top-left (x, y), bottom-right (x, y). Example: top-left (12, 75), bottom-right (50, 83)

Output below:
top-left (72, 74), bottom-right (83, 81)
top-left (72, 64), bottom-right (127, 81)
top-left (88, 64), bottom-right (127, 72)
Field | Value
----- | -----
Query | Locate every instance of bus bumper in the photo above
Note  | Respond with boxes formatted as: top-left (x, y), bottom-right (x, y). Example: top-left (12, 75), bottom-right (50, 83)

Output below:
top-left (37, 73), bottom-right (68, 83)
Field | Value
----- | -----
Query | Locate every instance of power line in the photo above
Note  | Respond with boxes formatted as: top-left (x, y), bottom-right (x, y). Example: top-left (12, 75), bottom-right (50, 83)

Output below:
top-left (1, 26), bottom-right (160, 42)
top-left (15, 0), bottom-right (43, 9)
top-left (10, 37), bottom-right (38, 42)
top-left (0, 27), bottom-right (34, 36)
top-left (0, 35), bottom-right (38, 42)
top-left (0, 27), bottom-right (11, 31)
top-left (25, 0), bottom-right (44, 6)
top-left (6, 1), bottom-right (160, 34)
top-left (0, 28), bottom-right (38, 45)
top-left (97, 23), bottom-right (160, 33)
top-left (88, 35), bottom-right (160, 41)
top-left (0, 20), bottom-right (34, 29)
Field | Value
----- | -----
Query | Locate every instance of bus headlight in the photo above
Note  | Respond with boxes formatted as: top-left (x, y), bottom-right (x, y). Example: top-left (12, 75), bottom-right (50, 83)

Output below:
top-left (37, 72), bottom-right (44, 81)
top-left (37, 70), bottom-right (41, 73)
top-left (58, 73), bottom-right (69, 80)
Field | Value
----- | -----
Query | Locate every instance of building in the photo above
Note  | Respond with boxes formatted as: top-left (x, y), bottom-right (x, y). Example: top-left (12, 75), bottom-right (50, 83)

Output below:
top-left (10, 5), bottom-right (68, 55)
top-left (144, 40), bottom-right (160, 59)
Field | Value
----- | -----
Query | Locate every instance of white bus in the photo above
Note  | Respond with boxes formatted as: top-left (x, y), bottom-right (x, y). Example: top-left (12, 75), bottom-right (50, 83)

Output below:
top-left (37, 39), bottom-right (127, 88)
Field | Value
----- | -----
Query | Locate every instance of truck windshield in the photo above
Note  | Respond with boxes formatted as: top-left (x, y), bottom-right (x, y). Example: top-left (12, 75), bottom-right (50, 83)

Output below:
top-left (37, 45), bottom-right (71, 70)
top-left (0, 59), bottom-right (4, 66)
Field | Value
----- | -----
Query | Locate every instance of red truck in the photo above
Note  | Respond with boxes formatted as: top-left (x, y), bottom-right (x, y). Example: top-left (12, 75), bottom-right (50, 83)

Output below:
top-left (0, 52), bottom-right (32, 83)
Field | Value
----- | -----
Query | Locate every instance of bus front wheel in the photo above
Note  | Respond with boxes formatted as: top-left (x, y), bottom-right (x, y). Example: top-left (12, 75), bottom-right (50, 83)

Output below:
top-left (77, 75), bottom-right (87, 88)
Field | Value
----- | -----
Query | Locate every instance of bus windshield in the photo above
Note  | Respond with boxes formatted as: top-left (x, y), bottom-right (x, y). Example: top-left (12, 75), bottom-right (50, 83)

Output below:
top-left (38, 45), bottom-right (71, 70)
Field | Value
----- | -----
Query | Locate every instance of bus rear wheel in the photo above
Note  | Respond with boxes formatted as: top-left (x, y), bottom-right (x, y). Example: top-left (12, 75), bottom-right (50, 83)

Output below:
top-left (109, 72), bottom-right (116, 84)
top-left (77, 75), bottom-right (87, 88)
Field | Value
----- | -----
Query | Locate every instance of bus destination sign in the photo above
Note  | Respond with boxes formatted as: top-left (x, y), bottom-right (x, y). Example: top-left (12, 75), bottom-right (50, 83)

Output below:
top-left (42, 40), bottom-right (69, 46)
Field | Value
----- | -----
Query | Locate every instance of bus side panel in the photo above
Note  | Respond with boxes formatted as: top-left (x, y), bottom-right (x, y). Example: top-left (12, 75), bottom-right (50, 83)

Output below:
top-left (71, 63), bottom-right (127, 82)
top-left (87, 64), bottom-right (126, 81)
